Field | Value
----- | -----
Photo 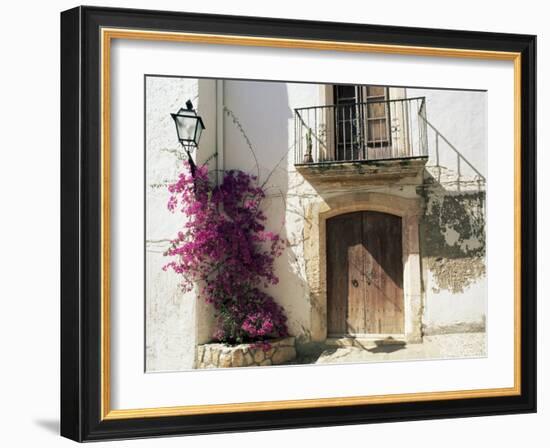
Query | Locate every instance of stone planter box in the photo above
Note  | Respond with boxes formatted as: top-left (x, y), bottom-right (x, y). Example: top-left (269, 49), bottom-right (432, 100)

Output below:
top-left (196, 337), bottom-right (296, 369)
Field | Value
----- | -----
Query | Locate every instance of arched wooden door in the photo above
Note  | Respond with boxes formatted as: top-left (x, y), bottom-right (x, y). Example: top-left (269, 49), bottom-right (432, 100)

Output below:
top-left (326, 211), bottom-right (404, 336)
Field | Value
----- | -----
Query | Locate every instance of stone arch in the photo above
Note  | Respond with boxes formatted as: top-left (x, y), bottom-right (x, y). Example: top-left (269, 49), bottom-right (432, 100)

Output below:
top-left (303, 192), bottom-right (424, 343)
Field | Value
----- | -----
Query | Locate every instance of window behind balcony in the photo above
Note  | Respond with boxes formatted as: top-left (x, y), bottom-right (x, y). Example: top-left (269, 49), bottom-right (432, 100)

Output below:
top-left (333, 85), bottom-right (391, 161)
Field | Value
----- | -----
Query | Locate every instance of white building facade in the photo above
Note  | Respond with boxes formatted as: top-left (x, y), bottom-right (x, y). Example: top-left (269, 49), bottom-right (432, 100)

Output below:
top-left (146, 77), bottom-right (487, 372)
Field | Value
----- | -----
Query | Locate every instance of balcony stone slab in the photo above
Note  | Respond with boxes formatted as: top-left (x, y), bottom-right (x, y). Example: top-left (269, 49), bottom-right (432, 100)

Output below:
top-left (295, 156), bottom-right (428, 185)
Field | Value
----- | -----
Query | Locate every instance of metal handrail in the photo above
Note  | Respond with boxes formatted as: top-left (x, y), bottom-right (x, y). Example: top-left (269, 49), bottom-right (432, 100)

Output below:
top-left (294, 96), bottom-right (428, 112)
top-left (294, 97), bottom-right (428, 165)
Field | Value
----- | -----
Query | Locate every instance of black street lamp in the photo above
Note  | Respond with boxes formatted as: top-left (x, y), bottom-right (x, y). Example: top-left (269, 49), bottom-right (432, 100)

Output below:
top-left (171, 99), bottom-right (205, 178)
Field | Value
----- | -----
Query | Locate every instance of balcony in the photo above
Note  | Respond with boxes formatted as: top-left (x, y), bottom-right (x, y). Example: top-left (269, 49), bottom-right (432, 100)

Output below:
top-left (294, 97), bottom-right (429, 182)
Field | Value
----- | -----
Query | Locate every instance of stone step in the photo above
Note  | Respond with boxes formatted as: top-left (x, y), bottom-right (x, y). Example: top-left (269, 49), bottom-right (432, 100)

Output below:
top-left (325, 336), bottom-right (407, 349)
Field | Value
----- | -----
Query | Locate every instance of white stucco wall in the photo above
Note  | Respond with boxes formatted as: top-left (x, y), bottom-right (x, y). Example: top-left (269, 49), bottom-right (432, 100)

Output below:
top-left (223, 80), bottom-right (327, 340)
top-left (146, 77), bottom-right (488, 370)
top-left (145, 76), bottom-right (199, 372)
top-left (408, 88), bottom-right (487, 179)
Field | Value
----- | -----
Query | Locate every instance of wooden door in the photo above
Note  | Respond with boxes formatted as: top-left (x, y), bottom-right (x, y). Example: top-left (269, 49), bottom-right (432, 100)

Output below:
top-left (327, 211), bottom-right (404, 336)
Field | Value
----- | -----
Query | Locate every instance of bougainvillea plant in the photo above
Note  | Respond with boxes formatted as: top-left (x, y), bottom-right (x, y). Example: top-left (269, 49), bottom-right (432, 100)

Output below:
top-left (163, 161), bottom-right (288, 344)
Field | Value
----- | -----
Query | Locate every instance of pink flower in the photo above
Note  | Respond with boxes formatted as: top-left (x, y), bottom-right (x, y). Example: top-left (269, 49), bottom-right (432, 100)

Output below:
top-left (163, 161), bottom-right (288, 344)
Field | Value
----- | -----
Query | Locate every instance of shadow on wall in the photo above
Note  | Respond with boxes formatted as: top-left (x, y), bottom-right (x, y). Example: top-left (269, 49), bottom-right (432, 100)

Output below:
top-left (223, 81), bottom-right (310, 342)
top-left (422, 115), bottom-right (486, 186)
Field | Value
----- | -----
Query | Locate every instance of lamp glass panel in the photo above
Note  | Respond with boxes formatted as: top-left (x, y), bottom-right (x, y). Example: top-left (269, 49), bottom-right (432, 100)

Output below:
top-left (175, 115), bottom-right (198, 142)
top-left (194, 122), bottom-right (204, 145)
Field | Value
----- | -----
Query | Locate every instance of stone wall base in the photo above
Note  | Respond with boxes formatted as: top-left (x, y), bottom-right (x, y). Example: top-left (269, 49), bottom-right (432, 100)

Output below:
top-left (196, 337), bottom-right (296, 369)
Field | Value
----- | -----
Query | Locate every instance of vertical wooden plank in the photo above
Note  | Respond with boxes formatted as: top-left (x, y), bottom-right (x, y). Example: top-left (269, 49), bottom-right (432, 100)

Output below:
top-left (363, 212), bottom-right (404, 334)
top-left (346, 217), bottom-right (366, 335)
top-left (363, 212), bottom-right (380, 333)
top-left (327, 213), bottom-right (362, 335)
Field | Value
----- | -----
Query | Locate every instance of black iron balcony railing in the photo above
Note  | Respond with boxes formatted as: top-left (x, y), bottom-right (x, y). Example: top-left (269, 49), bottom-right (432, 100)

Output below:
top-left (294, 97), bottom-right (428, 165)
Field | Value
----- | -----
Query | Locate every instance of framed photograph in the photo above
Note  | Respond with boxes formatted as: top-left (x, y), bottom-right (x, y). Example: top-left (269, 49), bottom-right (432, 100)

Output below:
top-left (60, 6), bottom-right (536, 442)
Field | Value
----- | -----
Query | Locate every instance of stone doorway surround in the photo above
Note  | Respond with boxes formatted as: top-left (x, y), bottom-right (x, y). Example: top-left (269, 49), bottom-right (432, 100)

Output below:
top-left (304, 192), bottom-right (424, 344)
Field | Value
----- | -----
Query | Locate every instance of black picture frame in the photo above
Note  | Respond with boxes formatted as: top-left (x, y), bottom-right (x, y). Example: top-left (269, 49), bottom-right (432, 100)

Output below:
top-left (61, 5), bottom-right (536, 442)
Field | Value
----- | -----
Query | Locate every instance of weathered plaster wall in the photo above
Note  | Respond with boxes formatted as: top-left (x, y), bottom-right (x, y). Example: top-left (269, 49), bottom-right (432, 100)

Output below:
top-left (419, 173), bottom-right (487, 333)
top-left (411, 88), bottom-right (487, 333)
top-left (145, 76), bottom-right (200, 372)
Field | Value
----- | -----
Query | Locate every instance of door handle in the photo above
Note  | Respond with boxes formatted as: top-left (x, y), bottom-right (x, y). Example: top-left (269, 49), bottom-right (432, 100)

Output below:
top-left (352, 279), bottom-right (359, 288)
